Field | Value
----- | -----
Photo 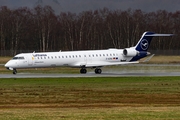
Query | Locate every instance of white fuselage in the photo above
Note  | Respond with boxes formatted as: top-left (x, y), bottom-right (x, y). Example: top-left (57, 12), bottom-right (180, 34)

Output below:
top-left (5, 49), bottom-right (135, 69)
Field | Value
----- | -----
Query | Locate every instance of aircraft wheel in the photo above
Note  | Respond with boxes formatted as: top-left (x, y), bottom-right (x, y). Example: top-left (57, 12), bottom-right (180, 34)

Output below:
top-left (13, 69), bottom-right (17, 75)
top-left (95, 68), bottom-right (102, 74)
top-left (80, 68), bottom-right (87, 74)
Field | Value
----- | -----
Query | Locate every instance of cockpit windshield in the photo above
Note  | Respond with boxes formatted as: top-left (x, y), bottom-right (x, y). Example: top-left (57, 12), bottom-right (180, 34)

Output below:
top-left (12, 57), bottom-right (25, 60)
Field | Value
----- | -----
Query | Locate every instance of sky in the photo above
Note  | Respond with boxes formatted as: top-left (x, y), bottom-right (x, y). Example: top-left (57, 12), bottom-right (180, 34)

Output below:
top-left (0, 0), bottom-right (180, 13)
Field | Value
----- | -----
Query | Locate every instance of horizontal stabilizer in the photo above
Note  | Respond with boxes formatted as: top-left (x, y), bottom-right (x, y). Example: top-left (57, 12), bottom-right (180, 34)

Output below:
top-left (145, 34), bottom-right (174, 36)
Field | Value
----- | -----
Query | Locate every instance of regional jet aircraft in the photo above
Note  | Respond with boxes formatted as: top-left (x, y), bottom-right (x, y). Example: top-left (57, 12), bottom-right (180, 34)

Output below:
top-left (5, 32), bottom-right (173, 74)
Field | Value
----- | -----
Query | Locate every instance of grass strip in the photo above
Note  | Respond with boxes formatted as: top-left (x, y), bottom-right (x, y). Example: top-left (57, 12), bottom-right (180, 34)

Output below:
top-left (0, 77), bottom-right (180, 107)
top-left (1, 77), bottom-right (180, 119)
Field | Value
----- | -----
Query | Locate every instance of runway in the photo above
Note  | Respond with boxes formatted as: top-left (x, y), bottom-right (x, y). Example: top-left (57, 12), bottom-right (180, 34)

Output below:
top-left (0, 72), bottom-right (180, 78)
top-left (1, 64), bottom-right (180, 78)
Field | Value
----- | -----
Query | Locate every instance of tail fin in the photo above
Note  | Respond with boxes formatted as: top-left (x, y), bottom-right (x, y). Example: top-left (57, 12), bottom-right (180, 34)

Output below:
top-left (135, 31), bottom-right (174, 51)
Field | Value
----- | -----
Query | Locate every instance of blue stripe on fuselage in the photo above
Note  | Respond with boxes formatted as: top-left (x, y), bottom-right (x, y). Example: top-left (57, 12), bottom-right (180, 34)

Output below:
top-left (130, 51), bottom-right (147, 61)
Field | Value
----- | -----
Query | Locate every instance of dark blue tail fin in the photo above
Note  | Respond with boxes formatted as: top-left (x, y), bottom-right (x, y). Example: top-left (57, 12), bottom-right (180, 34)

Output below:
top-left (135, 31), bottom-right (173, 51)
top-left (135, 32), bottom-right (155, 51)
top-left (129, 31), bottom-right (173, 62)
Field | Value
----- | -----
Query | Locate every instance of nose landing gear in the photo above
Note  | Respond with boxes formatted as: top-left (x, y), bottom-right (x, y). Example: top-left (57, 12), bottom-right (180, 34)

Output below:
top-left (13, 69), bottom-right (17, 75)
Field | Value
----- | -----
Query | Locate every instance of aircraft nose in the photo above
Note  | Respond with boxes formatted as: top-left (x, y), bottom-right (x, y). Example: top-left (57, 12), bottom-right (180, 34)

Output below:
top-left (5, 61), bottom-right (10, 68)
top-left (5, 62), bottom-right (9, 67)
top-left (4, 61), bottom-right (13, 70)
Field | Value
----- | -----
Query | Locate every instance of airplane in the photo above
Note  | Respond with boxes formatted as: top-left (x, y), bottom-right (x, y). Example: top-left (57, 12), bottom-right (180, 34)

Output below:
top-left (4, 31), bottom-right (173, 74)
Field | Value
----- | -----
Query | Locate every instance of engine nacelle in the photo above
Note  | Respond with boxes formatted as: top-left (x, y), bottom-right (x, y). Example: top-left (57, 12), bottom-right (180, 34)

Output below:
top-left (123, 48), bottom-right (139, 57)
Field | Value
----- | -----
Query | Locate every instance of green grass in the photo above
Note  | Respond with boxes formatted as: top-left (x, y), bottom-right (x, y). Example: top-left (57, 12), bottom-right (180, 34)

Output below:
top-left (0, 107), bottom-right (180, 120)
top-left (0, 77), bottom-right (180, 106)
top-left (0, 77), bottom-right (180, 119)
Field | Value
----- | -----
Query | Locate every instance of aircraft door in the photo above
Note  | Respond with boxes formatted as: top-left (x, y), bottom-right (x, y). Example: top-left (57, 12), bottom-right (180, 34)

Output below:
top-left (27, 54), bottom-right (33, 66)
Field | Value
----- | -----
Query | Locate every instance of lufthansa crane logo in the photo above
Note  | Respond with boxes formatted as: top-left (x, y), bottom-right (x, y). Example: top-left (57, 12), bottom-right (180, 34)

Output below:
top-left (140, 39), bottom-right (149, 50)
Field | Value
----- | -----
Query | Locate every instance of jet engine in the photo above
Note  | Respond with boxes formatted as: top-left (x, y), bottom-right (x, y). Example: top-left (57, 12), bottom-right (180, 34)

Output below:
top-left (123, 48), bottom-right (139, 57)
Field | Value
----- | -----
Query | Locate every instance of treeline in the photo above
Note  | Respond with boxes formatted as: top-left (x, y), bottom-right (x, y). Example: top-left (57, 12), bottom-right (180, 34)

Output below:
top-left (0, 6), bottom-right (179, 56)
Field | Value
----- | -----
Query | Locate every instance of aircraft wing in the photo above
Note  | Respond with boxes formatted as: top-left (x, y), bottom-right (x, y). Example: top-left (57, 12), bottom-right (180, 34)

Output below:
top-left (86, 61), bottom-right (139, 67)
top-left (73, 61), bottom-right (139, 68)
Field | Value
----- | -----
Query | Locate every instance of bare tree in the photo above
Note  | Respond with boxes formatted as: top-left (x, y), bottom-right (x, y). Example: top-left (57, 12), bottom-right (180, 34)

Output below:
top-left (0, 6), bottom-right (180, 56)
top-left (34, 5), bottom-right (57, 51)
top-left (0, 6), bottom-right (11, 55)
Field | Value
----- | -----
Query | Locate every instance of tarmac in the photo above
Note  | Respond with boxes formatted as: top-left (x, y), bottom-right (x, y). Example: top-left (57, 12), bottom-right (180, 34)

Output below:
top-left (0, 72), bottom-right (179, 78)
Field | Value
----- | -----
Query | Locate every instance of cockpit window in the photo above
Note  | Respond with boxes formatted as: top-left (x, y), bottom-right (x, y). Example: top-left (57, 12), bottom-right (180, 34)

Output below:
top-left (12, 57), bottom-right (18, 60)
top-left (12, 57), bottom-right (25, 60)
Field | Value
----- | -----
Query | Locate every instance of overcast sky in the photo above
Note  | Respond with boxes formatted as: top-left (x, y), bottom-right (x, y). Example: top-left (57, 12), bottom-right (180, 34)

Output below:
top-left (0, 0), bottom-right (180, 13)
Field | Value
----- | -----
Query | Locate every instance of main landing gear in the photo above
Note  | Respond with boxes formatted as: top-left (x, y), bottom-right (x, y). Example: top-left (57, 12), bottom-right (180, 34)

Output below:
top-left (94, 68), bottom-right (102, 74)
top-left (80, 68), bottom-right (87, 74)
top-left (13, 69), bottom-right (17, 75)
top-left (80, 68), bottom-right (102, 74)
